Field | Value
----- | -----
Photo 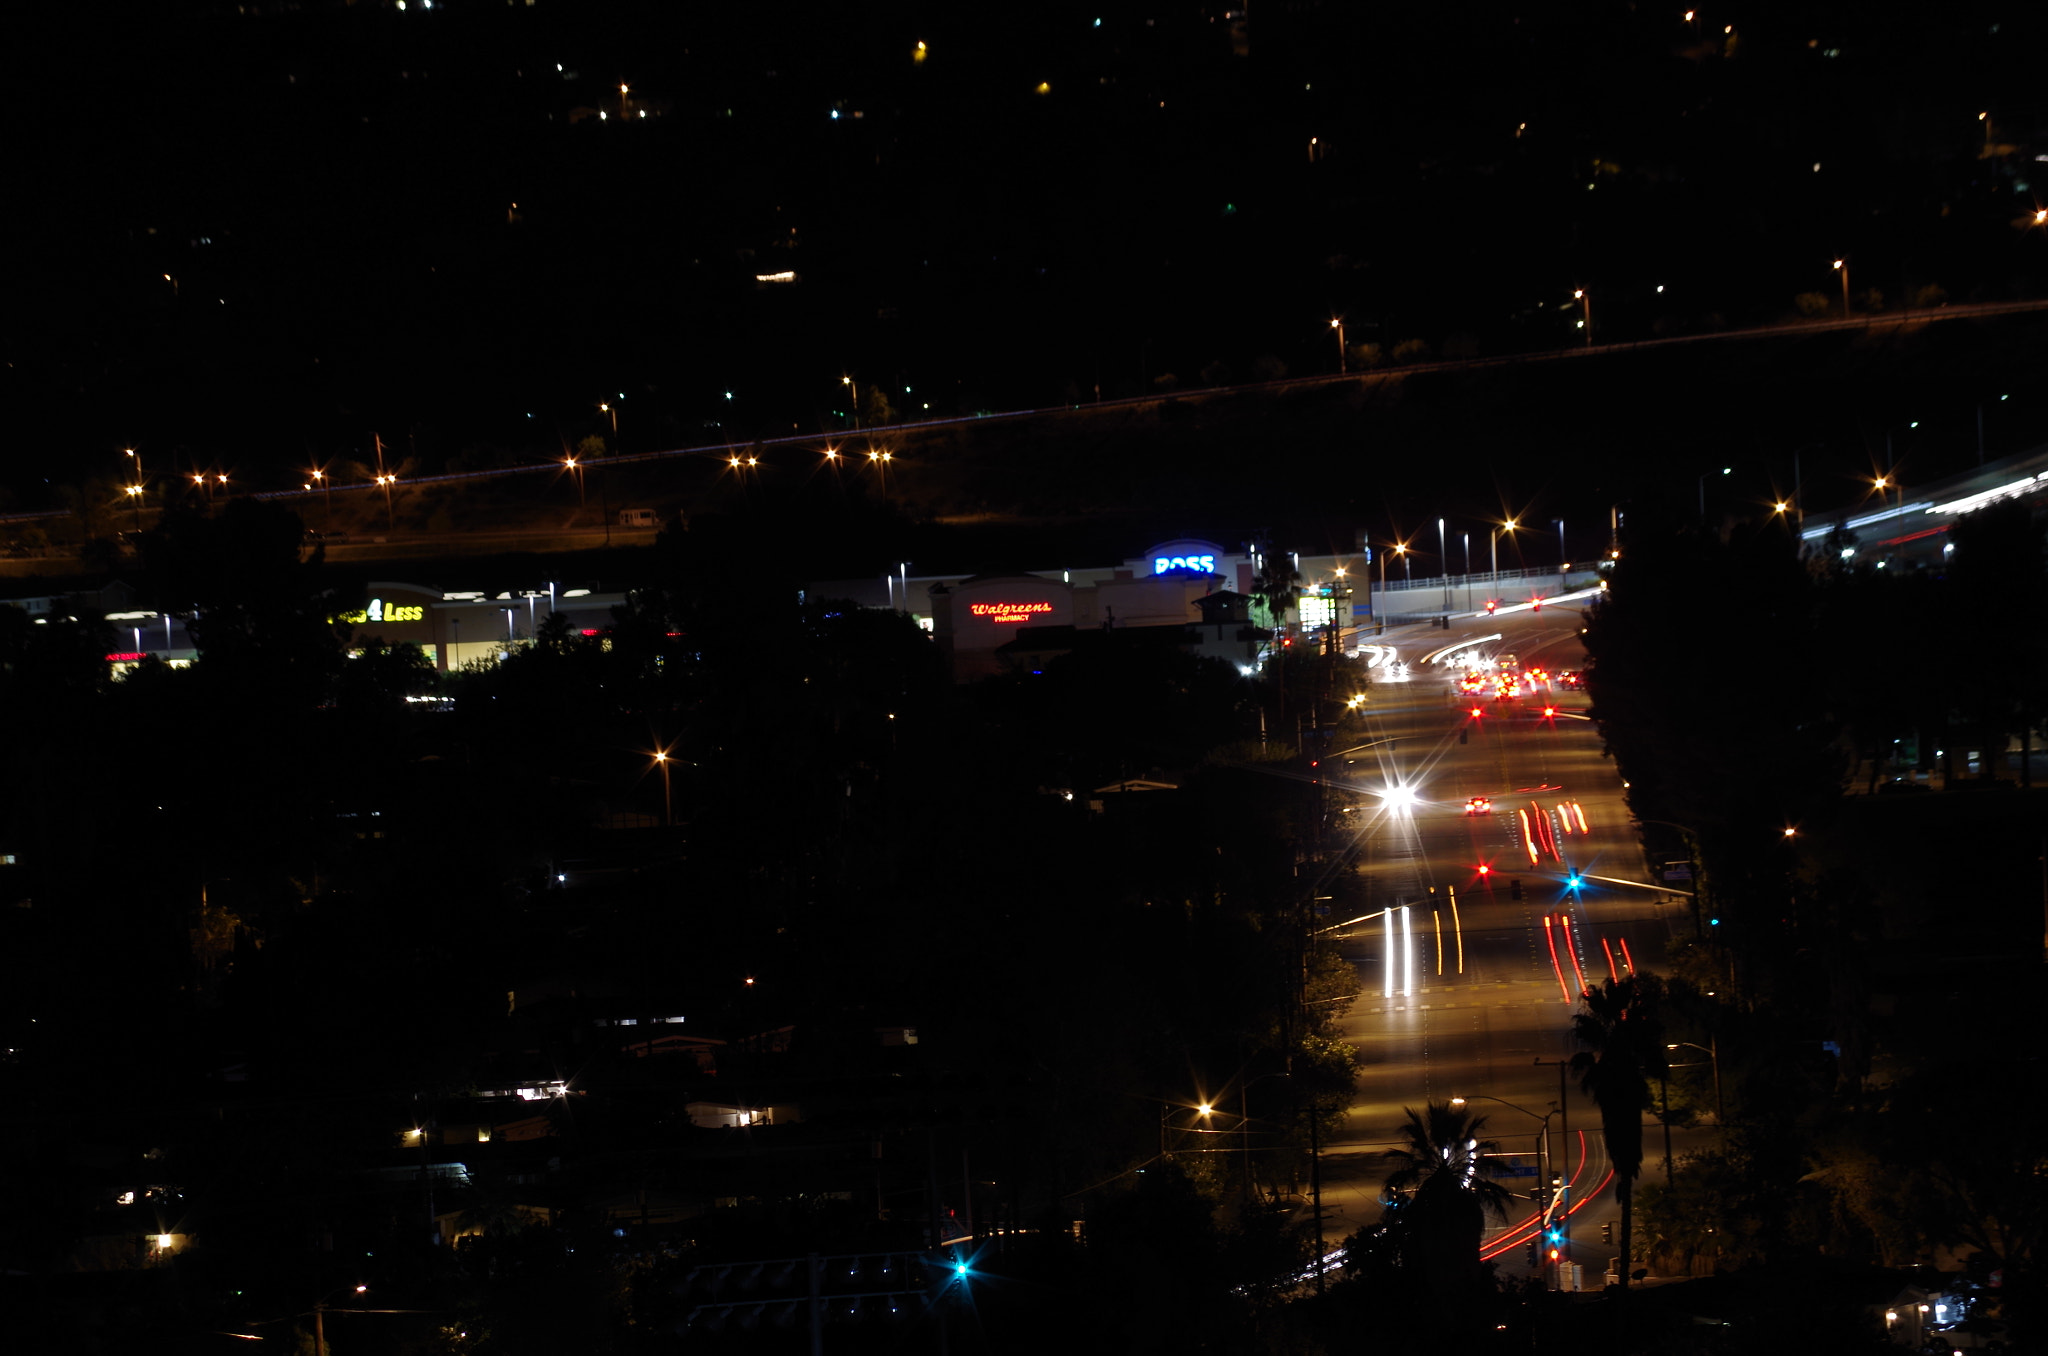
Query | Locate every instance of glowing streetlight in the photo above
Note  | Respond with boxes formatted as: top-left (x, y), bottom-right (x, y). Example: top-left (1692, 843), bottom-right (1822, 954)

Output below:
top-left (1330, 317), bottom-right (1346, 373)
top-left (652, 749), bottom-right (674, 827)
top-left (1833, 258), bottom-right (1849, 316)
top-left (1490, 518), bottom-right (1517, 590)
top-left (1572, 289), bottom-right (1591, 345)
top-left (841, 375), bottom-right (860, 428)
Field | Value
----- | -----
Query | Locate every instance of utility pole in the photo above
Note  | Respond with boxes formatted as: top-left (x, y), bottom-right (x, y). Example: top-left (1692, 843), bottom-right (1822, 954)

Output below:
top-left (1536, 1057), bottom-right (1573, 1290)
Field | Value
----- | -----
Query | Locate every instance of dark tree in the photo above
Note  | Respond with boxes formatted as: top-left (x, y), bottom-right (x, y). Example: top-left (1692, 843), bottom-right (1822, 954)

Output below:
top-left (1570, 977), bottom-right (1666, 1291)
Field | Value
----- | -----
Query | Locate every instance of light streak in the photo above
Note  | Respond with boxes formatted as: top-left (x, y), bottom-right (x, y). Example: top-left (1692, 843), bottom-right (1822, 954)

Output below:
top-left (1476, 585), bottom-right (1603, 617)
top-left (1449, 885), bottom-right (1464, 974)
top-left (1478, 1158), bottom-right (1615, 1261)
top-left (1542, 916), bottom-right (1573, 1003)
top-left (1560, 918), bottom-right (1588, 993)
top-left (1420, 633), bottom-right (1502, 666)
top-left (1433, 909), bottom-right (1444, 976)
top-left (1601, 937), bottom-right (1618, 983)
top-left (1556, 802), bottom-right (1573, 834)
top-left (1570, 802), bottom-right (1588, 834)
top-left (1577, 872), bottom-right (1665, 894)
top-left (1520, 808), bottom-right (1540, 863)
top-left (1402, 905), bottom-right (1414, 996)
top-left (1618, 937), bottom-right (1636, 975)
top-left (1926, 473), bottom-right (2043, 517)
top-left (1384, 908), bottom-right (1395, 999)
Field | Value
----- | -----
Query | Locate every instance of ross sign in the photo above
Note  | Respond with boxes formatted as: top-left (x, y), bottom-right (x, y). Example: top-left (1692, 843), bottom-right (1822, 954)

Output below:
top-left (105, 652), bottom-right (146, 662)
top-left (337, 598), bottom-right (425, 625)
top-left (969, 601), bottom-right (1053, 624)
top-left (1154, 553), bottom-right (1217, 575)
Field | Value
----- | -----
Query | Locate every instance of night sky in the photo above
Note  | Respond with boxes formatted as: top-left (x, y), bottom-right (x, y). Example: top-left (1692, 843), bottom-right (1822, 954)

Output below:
top-left (8, 0), bottom-right (2045, 500)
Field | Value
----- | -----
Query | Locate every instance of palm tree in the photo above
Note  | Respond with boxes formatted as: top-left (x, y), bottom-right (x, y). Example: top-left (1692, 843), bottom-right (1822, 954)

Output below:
top-left (1381, 1100), bottom-right (1515, 1303)
top-left (1248, 549), bottom-right (1302, 633)
top-left (1571, 977), bottom-right (1666, 1290)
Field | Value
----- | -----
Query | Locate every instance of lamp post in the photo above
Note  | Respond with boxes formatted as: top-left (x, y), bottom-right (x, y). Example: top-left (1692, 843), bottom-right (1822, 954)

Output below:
top-left (1437, 517), bottom-right (1449, 613)
top-left (1833, 258), bottom-right (1849, 316)
top-left (311, 1284), bottom-right (370, 1356)
top-left (1490, 519), bottom-right (1517, 596)
top-left (1554, 518), bottom-right (1566, 583)
top-left (1330, 317), bottom-right (1346, 373)
top-left (841, 375), bottom-right (860, 428)
top-left (1449, 1095), bottom-right (1558, 1241)
top-left (1376, 546), bottom-right (1393, 634)
top-left (124, 484), bottom-right (145, 532)
top-left (1667, 1040), bottom-right (1723, 1124)
top-left (1697, 466), bottom-right (1730, 523)
top-left (653, 749), bottom-right (673, 828)
top-left (1159, 1101), bottom-right (1213, 1159)
top-left (1462, 532), bottom-right (1471, 611)
top-left (1573, 289), bottom-right (1592, 346)
top-left (1532, 1058), bottom-right (1575, 1290)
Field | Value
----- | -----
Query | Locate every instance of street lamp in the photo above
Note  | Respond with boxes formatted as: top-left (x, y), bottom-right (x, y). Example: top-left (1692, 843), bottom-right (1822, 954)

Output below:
top-left (652, 749), bottom-right (673, 828)
top-left (1449, 1095), bottom-right (1558, 1228)
top-left (1833, 258), bottom-right (1849, 316)
top-left (1667, 1040), bottom-right (1723, 1125)
top-left (1490, 519), bottom-right (1518, 595)
top-left (1160, 1100), bottom-right (1213, 1158)
top-left (841, 375), bottom-right (860, 428)
top-left (1437, 517), bottom-right (1449, 612)
top-left (1697, 466), bottom-right (1730, 522)
top-left (309, 466), bottom-right (332, 527)
top-left (1573, 289), bottom-right (1591, 346)
top-left (1553, 518), bottom-right (1566, 581)
top-left (1330, 317), bottom-right (1346, 373)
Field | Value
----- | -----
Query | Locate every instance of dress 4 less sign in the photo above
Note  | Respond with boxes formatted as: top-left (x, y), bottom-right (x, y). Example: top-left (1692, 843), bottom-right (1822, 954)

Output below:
top-left (336, 597), bottom-right (426, 625)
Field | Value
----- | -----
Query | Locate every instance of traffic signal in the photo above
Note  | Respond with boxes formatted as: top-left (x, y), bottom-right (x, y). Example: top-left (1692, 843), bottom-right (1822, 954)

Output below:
top-left (1477, 863), bottom-right (1491, 878)
top-left (1601, 1221), bottom-right (1614, 1245)
top-left (1510, 878), bottom-right (1525, 900)
top-left (1566, 872), bottom-right (1583, 892)
top-left (1526, 1239), bottom-right (1539, 1266)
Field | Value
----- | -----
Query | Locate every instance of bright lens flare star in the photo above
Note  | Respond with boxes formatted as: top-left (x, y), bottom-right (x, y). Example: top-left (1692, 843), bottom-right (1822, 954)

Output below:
top-left (1378, 784), bottom-right (1419, 810)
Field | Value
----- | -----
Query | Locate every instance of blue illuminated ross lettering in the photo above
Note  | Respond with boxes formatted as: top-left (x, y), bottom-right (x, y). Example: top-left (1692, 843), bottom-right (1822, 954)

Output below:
top-left (1155, 554), bottom-right (1216, 575)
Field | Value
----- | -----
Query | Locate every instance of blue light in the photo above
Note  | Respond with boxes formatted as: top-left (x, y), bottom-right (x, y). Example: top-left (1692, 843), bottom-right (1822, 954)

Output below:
top-left (1709, 917), bottom-right (1720, 927)
top-left (955, 1261), bottom-right (968, 1277)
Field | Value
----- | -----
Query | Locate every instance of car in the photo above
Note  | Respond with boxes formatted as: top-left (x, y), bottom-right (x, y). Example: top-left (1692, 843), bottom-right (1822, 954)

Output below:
top-left (1464, 796), bottom-right (1493, 815)
top-left (1558, 671), bottom-right (1583, 688)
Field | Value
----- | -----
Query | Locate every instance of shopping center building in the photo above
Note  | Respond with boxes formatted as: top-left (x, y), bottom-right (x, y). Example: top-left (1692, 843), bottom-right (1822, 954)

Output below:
top-left (812, 537), bottom-right (1375, 682)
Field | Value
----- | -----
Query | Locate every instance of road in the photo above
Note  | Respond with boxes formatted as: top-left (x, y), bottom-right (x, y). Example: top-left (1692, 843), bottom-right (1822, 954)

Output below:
top-left (1310, 597), bottom-right (1701, 1289)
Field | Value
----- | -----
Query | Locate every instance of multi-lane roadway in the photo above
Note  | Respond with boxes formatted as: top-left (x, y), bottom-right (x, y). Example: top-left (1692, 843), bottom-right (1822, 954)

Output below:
top-left (1312, 594), bottom-right (1691, 1288)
